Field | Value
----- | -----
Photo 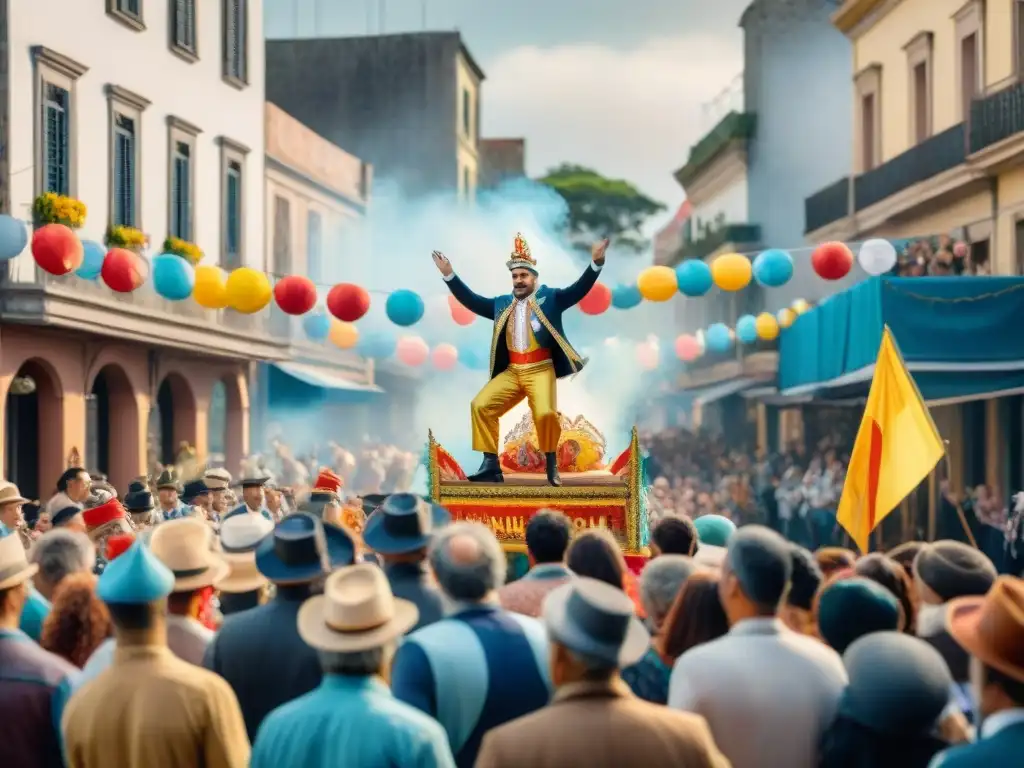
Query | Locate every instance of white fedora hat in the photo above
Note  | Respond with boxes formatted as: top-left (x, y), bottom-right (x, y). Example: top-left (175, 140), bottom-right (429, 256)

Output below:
top-left (0, 531), bottom-right (38, 590)
top-left (219, 512), bottom-right (274, 554)
top-left (150, 517), bottom-right (228, 592)
top-left (297, 564), bottom-right (418, 653)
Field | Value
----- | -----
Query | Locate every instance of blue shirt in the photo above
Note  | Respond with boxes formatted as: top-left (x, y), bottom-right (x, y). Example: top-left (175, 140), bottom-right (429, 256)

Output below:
top-left (19, 588), bottom-right (51, 642)
top-left (391, 605), bottom-right (551, 768)
top-left (251, 675), bottom-right (455, 768)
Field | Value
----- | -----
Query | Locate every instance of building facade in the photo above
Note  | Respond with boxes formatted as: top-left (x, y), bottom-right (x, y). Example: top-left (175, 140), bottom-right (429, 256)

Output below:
top-left (479, 138), bottom-right (526, 190)
top-left (0, 0), bottom-right (273, 497)
top-left (258, 103), bottom-right (383, 449)
top-left (653, 202), bottom-right (693, 266)
top-left (265, 32), bottom-right (485, 200)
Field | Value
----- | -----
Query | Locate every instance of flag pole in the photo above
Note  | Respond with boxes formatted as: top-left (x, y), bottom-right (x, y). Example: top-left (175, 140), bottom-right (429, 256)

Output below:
top-left (943, 445), bottom-right (978, 548)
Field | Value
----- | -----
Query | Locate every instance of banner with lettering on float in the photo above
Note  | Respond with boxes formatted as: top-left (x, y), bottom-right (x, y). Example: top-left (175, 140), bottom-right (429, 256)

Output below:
top-left (445, 503), bottom-right (627, 545)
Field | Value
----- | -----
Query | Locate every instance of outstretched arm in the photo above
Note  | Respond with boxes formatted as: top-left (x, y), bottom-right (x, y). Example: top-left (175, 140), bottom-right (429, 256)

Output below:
top-left (554, 239), bottom-right (609, 310)
top-left (433, 250), bottom-right (496, 319)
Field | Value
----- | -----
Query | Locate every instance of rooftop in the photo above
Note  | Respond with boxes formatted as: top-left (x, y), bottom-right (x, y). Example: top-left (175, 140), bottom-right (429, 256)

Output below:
top-left (674, 111), bottom-right (757, 189)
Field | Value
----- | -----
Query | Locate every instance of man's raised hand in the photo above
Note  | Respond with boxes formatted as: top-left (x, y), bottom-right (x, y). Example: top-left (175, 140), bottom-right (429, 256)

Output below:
top-left (432, 250), bottom-right (454, 277)
top-left (592, 239), bottom-right (610, 266)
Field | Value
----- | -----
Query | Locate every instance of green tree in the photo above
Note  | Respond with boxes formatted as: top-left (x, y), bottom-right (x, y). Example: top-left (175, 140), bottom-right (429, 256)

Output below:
top-left (538, 164), bottom-right (666, 252)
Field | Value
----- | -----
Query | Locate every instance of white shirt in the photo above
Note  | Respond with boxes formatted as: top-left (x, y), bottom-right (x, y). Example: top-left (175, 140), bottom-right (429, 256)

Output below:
top-left (980, 707), bottom-right (1024, 738)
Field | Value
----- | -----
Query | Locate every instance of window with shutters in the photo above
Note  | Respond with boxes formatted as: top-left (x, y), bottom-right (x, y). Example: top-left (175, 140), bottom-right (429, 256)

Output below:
top-left (107, 0), bottom-right (145, 31)
top-left (171, 0), bottom-right (198, 61)
top-left (219, 137), bottom-right (248, 268)
top-left (222, 0), bottom-right (248, 87)
top-left (106, 85), bottom-right (149, 230)
top-left (167, 116), bottom-right (200, 242)
top-left (273, 196), bottom-right (291, 275)
top-left (307, 210), bottom-right (322, 283)
top-left (43, 84), bottom-right (70, 196)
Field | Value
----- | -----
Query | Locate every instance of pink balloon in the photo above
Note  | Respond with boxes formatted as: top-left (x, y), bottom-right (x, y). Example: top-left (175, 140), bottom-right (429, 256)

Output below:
top-left (636, 342), bottom-right (659, 371)
top-left (396, 335), bottom-right (429, 367)
top-left (431, 343), bottom-right (459, 371)
top-left (675, 334), bottom-right (701, 362)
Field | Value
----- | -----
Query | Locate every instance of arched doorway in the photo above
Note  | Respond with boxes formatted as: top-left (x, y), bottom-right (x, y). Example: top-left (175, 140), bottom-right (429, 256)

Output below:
top-left (4, 359), bottom-right (62, 500)
top-left (148, 373), bottom-right (197, 467)
top-left (86, 364), bottom-right (139, 489)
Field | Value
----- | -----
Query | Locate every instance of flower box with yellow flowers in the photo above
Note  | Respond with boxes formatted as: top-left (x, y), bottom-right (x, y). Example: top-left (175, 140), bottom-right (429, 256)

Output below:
top-left (104, 225), bottom-right (149, 254)
top-left (162, 236), bottom-right (203, 266)
top-left (33, 193), bottom-right (87, 229)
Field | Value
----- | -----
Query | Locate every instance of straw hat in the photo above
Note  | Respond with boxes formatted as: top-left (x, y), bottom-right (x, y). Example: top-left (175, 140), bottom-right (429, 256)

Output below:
top-left (0, 531), bottom-right (37, 590)
top-left (947, 576), bottom-right (1024, 683)
top-left (215, 553), bottom-right (268, 594)
top-left (0, 482), bottom-right (28, 507)
top-left (149, 517), bottom-right (228, 592)
top-left (297, 564), bottom-right (418, 652)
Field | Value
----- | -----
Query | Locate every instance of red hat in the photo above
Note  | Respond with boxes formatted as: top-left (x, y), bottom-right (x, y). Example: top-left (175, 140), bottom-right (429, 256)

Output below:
top-left (313, 468), bottom-right (343, 496)
top-left (105, 533), bottom-right (136, 562)
top-left (82, 498), bottom-right (126, 530)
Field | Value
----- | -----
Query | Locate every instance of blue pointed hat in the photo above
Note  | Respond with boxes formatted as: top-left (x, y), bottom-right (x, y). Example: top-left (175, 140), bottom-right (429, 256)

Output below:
top-left (694, 514), bottom-right (737, 547)
top-left (97, 540), bottom-right (175, 604)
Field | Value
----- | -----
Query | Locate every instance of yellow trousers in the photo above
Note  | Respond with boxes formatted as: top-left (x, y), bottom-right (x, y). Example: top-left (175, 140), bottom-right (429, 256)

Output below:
top-left (470, 362), bottom-right (560, 454)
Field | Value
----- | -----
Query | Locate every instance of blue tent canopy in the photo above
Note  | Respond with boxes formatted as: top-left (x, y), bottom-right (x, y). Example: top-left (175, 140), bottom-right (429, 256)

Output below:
top-left (779, 276), bottom-right (1024, 400)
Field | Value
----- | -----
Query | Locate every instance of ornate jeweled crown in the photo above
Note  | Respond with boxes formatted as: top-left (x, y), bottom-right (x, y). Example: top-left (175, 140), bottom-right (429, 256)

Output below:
top-left (506, 232), bottom-right (538, 273)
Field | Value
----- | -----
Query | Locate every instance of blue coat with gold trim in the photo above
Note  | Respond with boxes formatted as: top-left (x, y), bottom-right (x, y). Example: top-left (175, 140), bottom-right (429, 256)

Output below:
top-left (444, 264), bottom-right (600, 380)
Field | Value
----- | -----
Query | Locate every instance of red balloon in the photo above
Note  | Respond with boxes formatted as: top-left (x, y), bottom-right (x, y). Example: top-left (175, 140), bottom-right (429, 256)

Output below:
top-left (396, 336), bottom-right (429, 367)
top-left (447, 296), bottom-right (476, 326)
top-left (274, 275), bottom-right (317, 315)
top-left (812, 241), bottom-right (854, 281)
top-left (32, 223), bottom-right (83, 276)
top-left (579, 283), bottom-right (612, 315)
top-left (327, 282), bottom-right (371, 322)
top-left (101, 248), bottom-right (145, 292)
top-left (431, 343), bottom-right (458, 371)
top-left (675, 334), bottom-right (701, 362)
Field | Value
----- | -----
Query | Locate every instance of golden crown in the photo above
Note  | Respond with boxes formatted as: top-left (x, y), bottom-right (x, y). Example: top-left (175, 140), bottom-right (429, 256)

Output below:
top-left (506, 232), bottom-right (538, 271)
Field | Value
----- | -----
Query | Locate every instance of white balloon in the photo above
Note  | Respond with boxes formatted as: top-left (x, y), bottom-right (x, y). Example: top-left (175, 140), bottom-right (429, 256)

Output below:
top-left (858, 238), bottom-right (897, 276)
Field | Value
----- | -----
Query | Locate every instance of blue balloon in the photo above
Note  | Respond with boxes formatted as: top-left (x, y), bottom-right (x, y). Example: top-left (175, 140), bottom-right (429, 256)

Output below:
top-left (0, 214), bottom-right (27, 262)
top-left (460, 348), bottom-right (487, 370)
top-left (735, 315), bottom-right (758, 344)
top-left (611, 284), bottom-right (642, 310)
top-left (753, 248), bottom-right (794, 288)
top-left (385, 289), bottom-right (425, 327)
top-left (705, 323), bottom-right (733, 353)
top-left (303, 311), bottom-right (331, 342)
top-left (151, 253), bottom-right (195, 301)
top-left (76, 240), bottom-right (106, 280)
top-left (675, 260), bottom-right (713, 297)
top-left (358, 332), bottom-right (396, 359)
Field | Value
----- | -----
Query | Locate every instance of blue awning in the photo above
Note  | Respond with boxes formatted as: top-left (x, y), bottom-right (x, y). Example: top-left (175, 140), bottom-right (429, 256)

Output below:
top-left (693, 377), bottom-right (758, 406)
top-left (273, 362), bottom-right (384, 394)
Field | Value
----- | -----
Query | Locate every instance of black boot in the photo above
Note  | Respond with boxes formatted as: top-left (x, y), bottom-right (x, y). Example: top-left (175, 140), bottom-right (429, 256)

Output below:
top-left (545, 452), bottom-right (562, 487)
top-left (468, 453), bottom-right (504, 483)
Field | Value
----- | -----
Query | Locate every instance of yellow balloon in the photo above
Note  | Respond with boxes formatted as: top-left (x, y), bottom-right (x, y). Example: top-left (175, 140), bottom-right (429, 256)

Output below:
top-left (226, 267), bottom-right (272, 314)
top-left (755, 312), bottom-right (779, 341)
top-left (791, 298), bottom-right (810, 315)
top-left (711, 252), bottom-right (752, 292)
top-left (329, 320), bottom-right (359, 349)
top-left (193, 266), bottom-right (229, 309)
top-left (776, 308), bottom-right (796, 329)
top-left (636, 265), bottom-right (678, 302)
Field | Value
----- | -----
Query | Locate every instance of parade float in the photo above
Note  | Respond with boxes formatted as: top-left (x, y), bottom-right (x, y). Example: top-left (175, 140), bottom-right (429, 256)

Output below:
top-left (427, 412), bottom-right (649, 563)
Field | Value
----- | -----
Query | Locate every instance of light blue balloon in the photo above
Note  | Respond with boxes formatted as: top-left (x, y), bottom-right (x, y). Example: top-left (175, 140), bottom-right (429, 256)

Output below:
top-left (675, 260), bottom-right (713, 297)
top-left (735, 315), bottom-right (758, 344)
top-left (303, 311), bottom-right (331, 341)
top-left (385, 289), bottom-right (425, 327)
top-left (753, 249), bottom-right (794, 288)
top-left (0, 214), bottom-right (27, 262)
top-left (460, 348), bottom-right (487, 370)
top-left (151, 253), bottom-right (195, 301)
top-left (76, 240), bottom-right (106, 280)
top-left (705, 323), bottom-right (733, 353)
top-left (611, 284), bottom-right (642, 310)
top-left (358, 332), bottom-right (396, 359)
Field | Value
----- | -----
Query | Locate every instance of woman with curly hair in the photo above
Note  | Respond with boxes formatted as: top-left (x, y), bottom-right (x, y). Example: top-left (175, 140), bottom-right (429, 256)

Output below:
top-left (40, 571), bottom-right (112, 668)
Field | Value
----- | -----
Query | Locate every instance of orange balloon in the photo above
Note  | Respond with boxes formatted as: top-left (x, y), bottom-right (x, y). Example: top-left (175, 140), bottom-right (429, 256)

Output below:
top-left (329, 320), bottom-right (359, 349)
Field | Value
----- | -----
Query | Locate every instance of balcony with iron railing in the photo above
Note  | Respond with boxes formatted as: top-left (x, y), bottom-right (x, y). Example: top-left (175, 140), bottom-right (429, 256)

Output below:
top-left (970, 80), bottom-right (1024, 153)
top-left (0, 251), bottom-right (286, 360)
top-left (804, 177), bottom-right (850, 234)
top-left (674, 223), bottom-right (761, 264)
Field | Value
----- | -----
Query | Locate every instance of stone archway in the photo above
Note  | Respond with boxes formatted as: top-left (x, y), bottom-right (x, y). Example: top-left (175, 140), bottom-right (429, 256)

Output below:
top-left (150, 372), bottom-right (197, 467)
top-left (210, 372), bottom-right (248, 477)
top-left (87, 364), bottom-right (139, 490)
top-left (4, 358), bottom-right (63, 500)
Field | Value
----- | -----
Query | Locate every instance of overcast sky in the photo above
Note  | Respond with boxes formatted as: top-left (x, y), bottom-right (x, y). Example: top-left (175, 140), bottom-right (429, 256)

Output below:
top-left (265, 0), bottom-right (752, 229)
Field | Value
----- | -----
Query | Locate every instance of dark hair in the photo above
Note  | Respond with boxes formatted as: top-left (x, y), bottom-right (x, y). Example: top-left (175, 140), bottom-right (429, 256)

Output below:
top-left (525, 509), bottom-right (573, 564)
top-left (566, 529), bottom-right (625, 590)
top-left (818, 715), bottom-right (948, 768)
top-left (51, 506), bottom-right (82, 528)
top-left (57, 468), bottom-right (86, 493)
top-left (106, 601), bottom-right (160, 631)
top-left (855, 553), bottom-right (917, 634)
top-left (728, 526), bottom-right (793, 611)
top-left (815, 547), bottom-right (858, 578)
top-left (659, 571), bottom-right (729, 663)
top-left (887, 541), bottom-right (925, 580)
top-left (651, 516), bottom-right (699, 556)
top-left (788, 545), bottom-right (823, 611)
top-left (985, 664), bottom-right (1024, 706)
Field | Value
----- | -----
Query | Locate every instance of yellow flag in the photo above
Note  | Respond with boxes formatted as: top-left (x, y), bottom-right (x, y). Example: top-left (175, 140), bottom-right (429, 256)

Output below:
top-left (836, 327), bottom-right (945, 552)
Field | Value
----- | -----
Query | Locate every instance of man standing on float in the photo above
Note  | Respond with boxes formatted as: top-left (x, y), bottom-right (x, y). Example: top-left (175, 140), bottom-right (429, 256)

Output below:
top-left (432, 234), bottom-right (608, 487)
